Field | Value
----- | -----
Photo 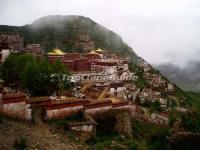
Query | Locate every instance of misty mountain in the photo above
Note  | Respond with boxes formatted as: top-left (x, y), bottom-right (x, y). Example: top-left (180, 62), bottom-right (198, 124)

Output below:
top-left (0, 15), bottom-right (140, 63)
top-left (0, 15), bottom-right (193, 102)
top-left (156, 62), bottom-right (200, 92)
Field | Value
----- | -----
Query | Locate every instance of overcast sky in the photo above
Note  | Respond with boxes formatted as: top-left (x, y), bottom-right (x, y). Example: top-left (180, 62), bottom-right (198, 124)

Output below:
top-left (0, 0), bottom-right (200, 66)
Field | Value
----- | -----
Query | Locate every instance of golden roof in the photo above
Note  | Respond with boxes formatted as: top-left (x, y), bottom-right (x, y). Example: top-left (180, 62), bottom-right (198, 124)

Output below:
top-left (95, 48), bottom-right (103, 52)
top-left (89, 51), bottom-right (98, 54)
top-left (110, 97), bottom-right (121, 103)
top-left (47, 48), bottom-right (66, 55)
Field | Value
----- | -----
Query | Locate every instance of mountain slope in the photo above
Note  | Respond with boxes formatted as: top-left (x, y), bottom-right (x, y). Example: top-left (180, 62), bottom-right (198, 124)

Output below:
top-left (0, 15), bottom-right (191, 99)
top-left (0, 15), bottom-right (140, 63)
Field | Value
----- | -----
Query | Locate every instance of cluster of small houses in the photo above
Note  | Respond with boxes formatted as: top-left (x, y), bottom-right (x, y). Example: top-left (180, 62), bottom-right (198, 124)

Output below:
top-left (137, 62), bottom-right (176, 108)
top-left (0, 33), bottom-right (43, 63)
top-left (0, 34), bottom-right (95, 63)
top-left (0, 33), bottom-right (188, 129)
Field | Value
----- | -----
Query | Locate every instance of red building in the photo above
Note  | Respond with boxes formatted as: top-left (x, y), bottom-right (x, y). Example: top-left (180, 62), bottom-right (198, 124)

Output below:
top-left (84, 51), bottom-right (101, 60)
top-left (64, 60), bottom-right (76, 71)
top-left (91, 61), bottom-right (117, 66)
top-left (75, 59), bottom-right (91, 72)
top-left (2, 92), bottom-right (26, 104)
top-left (63, 54), bottom-right (91, 72)
top-left (0, 33), bottom-right (24, 51)
top-left (23, 44), bottom-right (44, 56)
top-left (65, 53), bottom-right (81, 60)
top-left (47, 48), bottom-right (128, 73)
top-left (47, 48), bottom-right (66, 64)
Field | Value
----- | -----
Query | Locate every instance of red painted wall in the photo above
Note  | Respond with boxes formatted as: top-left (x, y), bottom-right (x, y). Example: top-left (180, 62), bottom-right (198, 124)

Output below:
top-left (75, 59), bottom-right (91, 72)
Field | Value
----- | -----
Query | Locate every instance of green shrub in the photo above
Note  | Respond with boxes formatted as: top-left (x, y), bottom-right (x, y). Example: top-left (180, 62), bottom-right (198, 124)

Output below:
top-left (13, 137), bottom-right (27, 150)
top-left (0, 114), bottom-right (5, 123)
top-left (109, 144), bottom-right (126, 150)
top-left (129, 143), bottom-right (138, 150)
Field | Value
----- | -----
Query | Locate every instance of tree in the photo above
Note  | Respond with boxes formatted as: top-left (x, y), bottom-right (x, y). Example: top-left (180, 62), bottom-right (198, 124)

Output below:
top-left (51, 59), bottom-right (71, 96)
top-left (2, 53), bottom-right (71, 97)
top-left (168, 110), bottom-right (181, 127)
top-left (128, 62), bottom-right (136, 72)
top-left (1, 53), bottom-right (35, 91)
top-left (151, 100), bottom-right (162, 112)
top-left (22, 60), bottom-right (47, 96)
top-left (1, 53), bottom-right (19, 90)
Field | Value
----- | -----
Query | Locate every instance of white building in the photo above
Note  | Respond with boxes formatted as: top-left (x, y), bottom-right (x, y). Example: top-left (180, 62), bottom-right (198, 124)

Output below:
top-left (1, 49), bottom-right (10, 63)
top-left (109, 82), bottom-right (126, 99)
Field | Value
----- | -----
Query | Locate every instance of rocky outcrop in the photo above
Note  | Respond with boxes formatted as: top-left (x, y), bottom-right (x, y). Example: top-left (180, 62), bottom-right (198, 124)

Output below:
top-left (114, 109), bottom-right (132, 138)
top-left (67, 112), bottom-right (97, 142)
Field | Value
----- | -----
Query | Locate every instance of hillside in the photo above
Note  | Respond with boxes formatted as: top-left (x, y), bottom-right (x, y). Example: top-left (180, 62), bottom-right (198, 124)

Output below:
top-left (0, 15), bottom-right (194, 103)
top-left (1, 15), bottom-right (200, 150)
top-left (0, 117), bottom-right (87, 150)
top-left (0, 15), bottom-right (140, 63)
top-left (0, 15), bottom-right (193, 106)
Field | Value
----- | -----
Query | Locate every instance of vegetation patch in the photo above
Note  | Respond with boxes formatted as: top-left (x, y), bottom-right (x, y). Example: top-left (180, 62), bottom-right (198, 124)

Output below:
top-left (87, 134), bottom-right (137, 150)
top-left (131, 118), bottom-right (170, 150)
top-left (0, 114), bottom-right (5, 123)
top-left (13, 136), bottom-right (28, 150)
top-left (1, 53), bottom-right (70, 97)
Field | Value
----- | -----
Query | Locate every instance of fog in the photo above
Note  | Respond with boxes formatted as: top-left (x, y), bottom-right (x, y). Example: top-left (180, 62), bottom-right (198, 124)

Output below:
top-left (0, 0), bottom-right (200, 66)
top-left (156, 60), bottom-right (200, 91)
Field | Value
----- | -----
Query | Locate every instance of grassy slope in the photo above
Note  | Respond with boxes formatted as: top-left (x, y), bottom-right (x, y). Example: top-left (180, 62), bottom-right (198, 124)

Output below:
top-left (186, 91), bottom-right (200, 109)
top-left (86, 118), bottom-right (170, 150)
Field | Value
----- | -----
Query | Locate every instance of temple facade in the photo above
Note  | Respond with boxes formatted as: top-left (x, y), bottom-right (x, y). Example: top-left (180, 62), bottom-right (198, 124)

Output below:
top-left (47, 48), bottom-right (129, 74)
